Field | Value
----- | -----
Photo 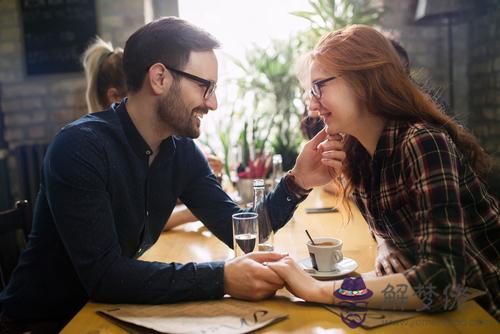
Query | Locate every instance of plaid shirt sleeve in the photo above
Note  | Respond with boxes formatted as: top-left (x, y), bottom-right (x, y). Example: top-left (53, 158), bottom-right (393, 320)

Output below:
top-left (401, 127), bottom-right (467, 312)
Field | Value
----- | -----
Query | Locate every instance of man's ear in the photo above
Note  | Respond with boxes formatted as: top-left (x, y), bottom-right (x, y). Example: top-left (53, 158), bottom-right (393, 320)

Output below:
top-left (147, 63), bottom-right (171, 95)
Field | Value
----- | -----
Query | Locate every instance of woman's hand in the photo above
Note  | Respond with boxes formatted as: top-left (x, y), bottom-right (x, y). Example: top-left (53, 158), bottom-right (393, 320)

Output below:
top-left (291, 129), bottom-right (345, 189)
top-left (375, 239), bottom-right (414, 276)
top-left (266, 257), bottom-right (331, 303)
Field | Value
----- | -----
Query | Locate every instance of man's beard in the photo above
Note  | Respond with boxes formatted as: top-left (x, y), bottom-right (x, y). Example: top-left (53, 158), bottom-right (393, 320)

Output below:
top-left (157, 81), bottom-right (207, 138)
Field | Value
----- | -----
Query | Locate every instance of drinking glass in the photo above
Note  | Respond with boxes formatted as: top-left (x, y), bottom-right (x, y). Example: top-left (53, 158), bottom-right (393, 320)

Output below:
top-left (232, 212), bottom-right (258, 257)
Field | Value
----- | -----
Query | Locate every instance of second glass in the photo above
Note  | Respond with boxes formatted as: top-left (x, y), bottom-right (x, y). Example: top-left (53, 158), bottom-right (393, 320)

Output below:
top-left (253, 179), bottom-right (274, 251)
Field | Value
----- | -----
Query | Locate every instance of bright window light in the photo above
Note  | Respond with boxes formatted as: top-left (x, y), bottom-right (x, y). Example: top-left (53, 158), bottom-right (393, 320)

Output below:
top-left (178, 0), bottom-right (310, 156)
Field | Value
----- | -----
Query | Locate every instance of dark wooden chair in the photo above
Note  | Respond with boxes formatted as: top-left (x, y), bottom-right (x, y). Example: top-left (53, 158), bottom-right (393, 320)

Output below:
top-left (0, 200), bottom-right (32, 290)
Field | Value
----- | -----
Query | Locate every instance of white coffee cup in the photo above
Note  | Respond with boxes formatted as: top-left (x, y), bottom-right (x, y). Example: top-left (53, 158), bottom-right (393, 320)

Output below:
top-left (306, 237), bottom-right (343, 272)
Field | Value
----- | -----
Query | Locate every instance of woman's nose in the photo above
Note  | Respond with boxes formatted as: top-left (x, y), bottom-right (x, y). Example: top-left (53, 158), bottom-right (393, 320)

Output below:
top-left (308, 95), bottom-right (320, 114)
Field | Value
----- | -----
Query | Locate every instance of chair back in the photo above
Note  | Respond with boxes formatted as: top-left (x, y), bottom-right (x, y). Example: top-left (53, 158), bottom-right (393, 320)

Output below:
top-left (0, 200), bottom-right (32, 290)
top-left (13, 144), bottom-right (48, 205)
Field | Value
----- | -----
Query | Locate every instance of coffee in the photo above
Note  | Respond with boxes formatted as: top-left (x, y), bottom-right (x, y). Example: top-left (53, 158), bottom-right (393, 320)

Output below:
top-left (316, 241), bottom-right (338, 247)
top-left (306, 237), bottom-right (343, 271)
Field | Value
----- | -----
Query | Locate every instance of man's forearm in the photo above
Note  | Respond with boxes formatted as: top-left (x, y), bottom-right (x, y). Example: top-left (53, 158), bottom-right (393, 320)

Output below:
top-left (91, 257), bottom-right (225, 303)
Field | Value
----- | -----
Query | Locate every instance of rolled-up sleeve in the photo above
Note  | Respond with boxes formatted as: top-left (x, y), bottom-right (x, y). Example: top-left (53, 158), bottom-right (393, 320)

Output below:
top-left (401, 128), bottom-right (467, 312)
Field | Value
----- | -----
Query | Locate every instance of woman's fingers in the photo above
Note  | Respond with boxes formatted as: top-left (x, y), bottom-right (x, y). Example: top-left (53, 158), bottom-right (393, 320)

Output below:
top-left (265, 260), bottom-right (288, 276)
top-left (381, 260), bottom-right (393, 275)
top-left (389, 257), bottom-right (405, 273)
top-left (319, 138), bottom-right (345, 176)
top-left (321, 159), bottom-right (342, 175)
top-left (398, 254), bottom-right (414, 269)
top-left (321, 150), bottom-right (346, 161)
top-left (327, 133), bottom-right (343, 141)
top-left (318, 138), bottom-right (343, 152)
top-left (266, 257), bottom-right (303, 279)
top-left (376, 254), bottom-right (412, 277)
top-left (320, 160), bottom-right (341, 171)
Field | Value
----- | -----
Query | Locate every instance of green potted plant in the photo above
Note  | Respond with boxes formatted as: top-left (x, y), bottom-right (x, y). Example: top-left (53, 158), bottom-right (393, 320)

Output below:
top-left (201, 0), bottom-right (385, 203)
top-left (292, 0), bottom-right (385, 51)
top-left (233, 39), bottom-right (304, 172)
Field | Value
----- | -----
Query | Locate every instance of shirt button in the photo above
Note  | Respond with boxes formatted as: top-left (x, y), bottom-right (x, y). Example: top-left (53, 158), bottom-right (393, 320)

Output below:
top-left (286, 196), bottom-right (292, 202)
top-left (146, 210), bottom-right (149, 217)
top-left (138, 248), bottom-right (143, 253)
top-left (145, 149), bottom-right (152, 156)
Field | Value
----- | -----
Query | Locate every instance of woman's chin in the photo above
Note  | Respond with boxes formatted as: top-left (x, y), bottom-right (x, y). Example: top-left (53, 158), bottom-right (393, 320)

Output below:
top-left (325, 125), bottom-right (340, 136)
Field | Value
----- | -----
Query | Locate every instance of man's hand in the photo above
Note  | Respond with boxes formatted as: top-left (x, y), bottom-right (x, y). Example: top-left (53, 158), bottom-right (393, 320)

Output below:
top-left (375, 239), bottom-right (414, 276)
top-left (224, 252), bottom-right (287, 301)
top-left (266, 256), bottom-right (330, 304)
top-left (291, 129), bottom-right (345, 189)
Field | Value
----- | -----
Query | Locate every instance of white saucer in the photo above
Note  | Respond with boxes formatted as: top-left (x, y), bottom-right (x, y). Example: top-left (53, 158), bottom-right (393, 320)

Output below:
top-left (298, 257), bottom-right (358, 279)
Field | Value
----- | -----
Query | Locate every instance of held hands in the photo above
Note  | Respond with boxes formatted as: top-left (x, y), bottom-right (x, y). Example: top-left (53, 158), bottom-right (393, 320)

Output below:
top-left (291, 129), bottom-right (345, 190)
top-left (265, 256), bottom-right (329, 304)
top-left (375, 239), bottom-right (414, 276)
top-left (223, 252), bottom-right (287, 301)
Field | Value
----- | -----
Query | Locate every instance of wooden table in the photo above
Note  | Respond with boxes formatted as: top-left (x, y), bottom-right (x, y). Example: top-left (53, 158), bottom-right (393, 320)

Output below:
top-left (62, 189), bottom-right (499, 333)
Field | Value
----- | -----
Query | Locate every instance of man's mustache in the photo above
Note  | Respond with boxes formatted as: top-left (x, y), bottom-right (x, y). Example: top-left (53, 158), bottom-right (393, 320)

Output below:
top-left (192, 107), bottom-right (209, 115)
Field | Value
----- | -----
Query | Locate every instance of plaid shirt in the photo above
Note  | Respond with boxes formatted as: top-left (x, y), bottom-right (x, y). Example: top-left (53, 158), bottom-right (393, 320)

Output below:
top-left (352, 121), bottom-right (500, 319)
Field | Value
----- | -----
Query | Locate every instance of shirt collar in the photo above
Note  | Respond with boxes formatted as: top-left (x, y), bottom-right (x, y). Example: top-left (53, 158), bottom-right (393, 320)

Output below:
top-left (373, 120), bottom-right (404, 161)
top-left (114, 98), bottom-right (176, 164)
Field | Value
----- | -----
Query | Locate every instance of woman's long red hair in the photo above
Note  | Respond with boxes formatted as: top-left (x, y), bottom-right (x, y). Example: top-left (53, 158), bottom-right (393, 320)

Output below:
top-left (312, 25), bottom-right (492, 210)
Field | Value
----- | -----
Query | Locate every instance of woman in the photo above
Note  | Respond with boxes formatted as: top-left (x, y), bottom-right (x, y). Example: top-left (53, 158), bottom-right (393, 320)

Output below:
top-left (82, 37), bottom-right (126, 113)
top-left (267, 25), bottom-right (499, 319)
top-left (82, 37), bottom-right (224, 230)
top-left (297, 53), bottom-right (340, 195)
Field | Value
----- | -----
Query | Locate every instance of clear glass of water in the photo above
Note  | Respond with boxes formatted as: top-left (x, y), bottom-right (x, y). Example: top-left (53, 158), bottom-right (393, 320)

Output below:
top-left (232, 212), bottom-right (258, 257)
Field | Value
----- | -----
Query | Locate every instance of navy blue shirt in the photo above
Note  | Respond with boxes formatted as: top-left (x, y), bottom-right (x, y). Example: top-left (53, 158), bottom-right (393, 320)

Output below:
top-left (0, 101), bottom-right (302, 321)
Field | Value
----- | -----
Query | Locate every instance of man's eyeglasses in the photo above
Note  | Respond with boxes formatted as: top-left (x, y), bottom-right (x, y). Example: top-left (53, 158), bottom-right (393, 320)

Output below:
top-left (149, 63), bottom-right (217, 99)
top-left (310, 76), bottom-right (336, 99)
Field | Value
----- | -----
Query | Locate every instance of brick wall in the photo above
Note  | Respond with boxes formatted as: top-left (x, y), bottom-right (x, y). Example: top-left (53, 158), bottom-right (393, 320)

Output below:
top-left (380, 1), bottom-right (447, 83)
top-left (467, 1), bottom-right (500, 196)
top-left (468, 2), bottom-right (500, 158)
top-left (380, 0), bottom-right (499, 197)
top-left (0, 0), bottom-right (178, 203)
top-left (0, 0), bottom-right (147, 149)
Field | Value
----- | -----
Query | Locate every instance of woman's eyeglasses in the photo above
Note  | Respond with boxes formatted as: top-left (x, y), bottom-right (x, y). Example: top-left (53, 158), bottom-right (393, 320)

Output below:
top-left (310, 76), bottom-right (336, 99)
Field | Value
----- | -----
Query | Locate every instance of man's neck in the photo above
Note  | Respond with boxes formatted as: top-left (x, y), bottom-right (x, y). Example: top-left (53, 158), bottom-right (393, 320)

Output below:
top-left (125, 93), bottom-right (174, 154)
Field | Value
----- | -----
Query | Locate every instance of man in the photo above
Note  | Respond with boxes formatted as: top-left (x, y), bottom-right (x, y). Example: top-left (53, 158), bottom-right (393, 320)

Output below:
top-left (0, 17), bottom-right (343, 333)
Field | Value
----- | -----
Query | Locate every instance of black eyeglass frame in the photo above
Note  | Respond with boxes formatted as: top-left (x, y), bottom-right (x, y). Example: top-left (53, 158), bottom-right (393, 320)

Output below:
top-left (147, 63), bottom-right (217, 99)
top-left (310, 76), bottom-right (337, 99)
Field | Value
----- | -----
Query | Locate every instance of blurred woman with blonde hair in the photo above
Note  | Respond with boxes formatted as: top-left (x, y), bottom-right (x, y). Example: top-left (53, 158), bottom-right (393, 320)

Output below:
top-left (82, 37), bottom-right (126, 113)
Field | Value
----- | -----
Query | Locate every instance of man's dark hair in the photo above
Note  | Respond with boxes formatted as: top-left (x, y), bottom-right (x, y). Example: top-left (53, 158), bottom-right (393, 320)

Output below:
top-left (123, 16), bottom-right (220, 92)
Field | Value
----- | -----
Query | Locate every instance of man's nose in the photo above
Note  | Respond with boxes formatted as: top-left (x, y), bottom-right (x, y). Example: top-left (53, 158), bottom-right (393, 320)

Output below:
top-left (205, 93), bottom-right (218, 110)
